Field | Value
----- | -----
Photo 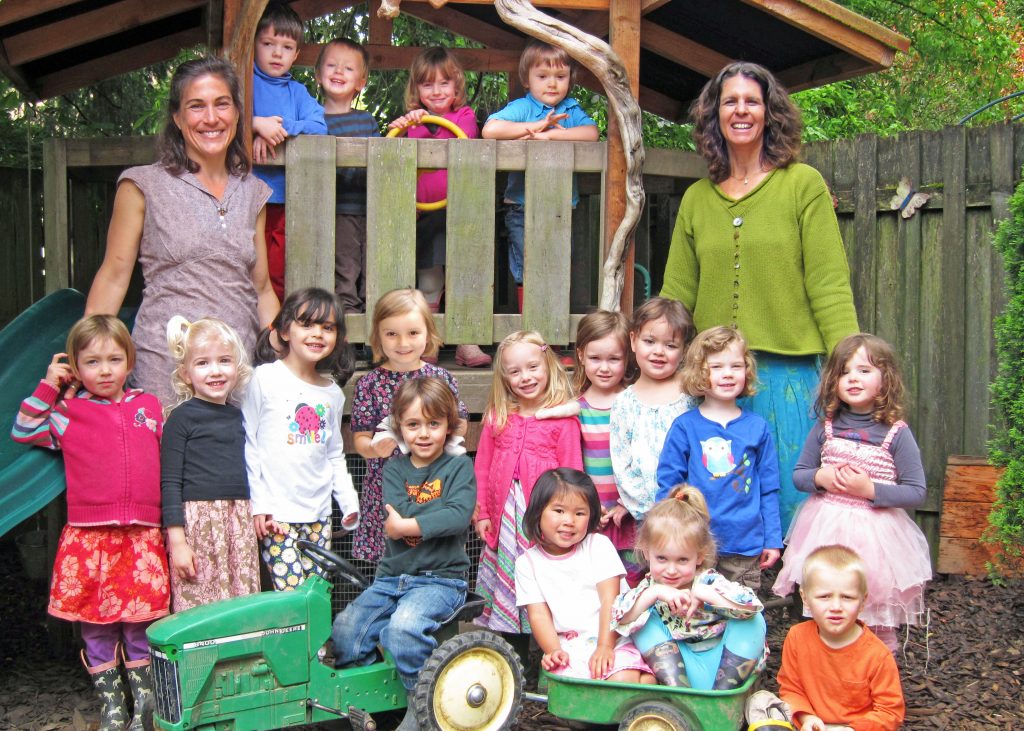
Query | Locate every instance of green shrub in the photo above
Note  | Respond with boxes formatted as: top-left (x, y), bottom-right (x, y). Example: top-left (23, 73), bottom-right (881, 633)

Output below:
top-left (988, 176), bottom-right (1024, 575)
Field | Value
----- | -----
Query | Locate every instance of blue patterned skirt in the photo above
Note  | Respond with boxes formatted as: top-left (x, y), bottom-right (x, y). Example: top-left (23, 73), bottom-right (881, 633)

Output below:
top-left (739, 352), bottom-right (821, 533)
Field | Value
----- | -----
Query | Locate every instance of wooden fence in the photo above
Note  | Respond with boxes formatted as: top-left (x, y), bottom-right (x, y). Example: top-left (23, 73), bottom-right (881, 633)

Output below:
top-left (10, 121), bottom-right (1024, 553)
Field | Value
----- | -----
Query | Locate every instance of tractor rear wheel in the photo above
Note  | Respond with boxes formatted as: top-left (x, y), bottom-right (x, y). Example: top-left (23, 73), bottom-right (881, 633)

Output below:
top-left (412, 630), bottom-right (523, 730)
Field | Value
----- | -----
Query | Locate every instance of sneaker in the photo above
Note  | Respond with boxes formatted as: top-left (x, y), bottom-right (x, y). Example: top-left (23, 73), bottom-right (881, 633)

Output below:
top-left (455, 344), bottom-right (492, 368)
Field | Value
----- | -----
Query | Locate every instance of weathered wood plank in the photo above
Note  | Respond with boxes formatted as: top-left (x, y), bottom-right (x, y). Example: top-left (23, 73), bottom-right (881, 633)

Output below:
top-left (963, 127), bottom-right (995, 453)
top-left (942, 126), bottom-right (968, 463)
top-left (42, 139), bottom-right (69, 294)
top-left (851, 134), bottom-right (877, 332)
top-left (285, 135), bottom-right (336, 293)
top-left (445, 138), bottom-right (496, 344)
top-left (940, 500), bottom-right (995, 539)
top-left (943, 458), bottom-right (1002, 503)
top-left (366, 137), bottom-right (417, 306)
top-left (917, 130), bottom-right (948, 513)
top-left (896, 131), bottom-right (923, 426)
top-left (831, 137), bottom-right (857, 324)
top-left (937, 536), bottom-right (1000, 576)
top-left (523, 142), bottom-right (574, 344)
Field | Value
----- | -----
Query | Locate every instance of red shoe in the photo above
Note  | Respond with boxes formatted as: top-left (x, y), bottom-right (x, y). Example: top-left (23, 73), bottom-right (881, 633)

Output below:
top-left (455, 344), bottom-right (492, 368)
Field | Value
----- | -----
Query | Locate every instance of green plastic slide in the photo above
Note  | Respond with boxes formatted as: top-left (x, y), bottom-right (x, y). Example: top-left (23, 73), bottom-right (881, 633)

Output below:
top-left (0, 290), bottom-right (87, 537)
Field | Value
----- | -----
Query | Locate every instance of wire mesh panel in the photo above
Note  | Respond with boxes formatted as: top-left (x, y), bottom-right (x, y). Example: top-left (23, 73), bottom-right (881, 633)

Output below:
top-left (330, 454), bottom-right (482, 616)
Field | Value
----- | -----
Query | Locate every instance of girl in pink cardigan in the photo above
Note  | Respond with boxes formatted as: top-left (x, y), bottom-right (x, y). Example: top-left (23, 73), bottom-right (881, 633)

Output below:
top-left (474, 330), bottom-right (583, 642)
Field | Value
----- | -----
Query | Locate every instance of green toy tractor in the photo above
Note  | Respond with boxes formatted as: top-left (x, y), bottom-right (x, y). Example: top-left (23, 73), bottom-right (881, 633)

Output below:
top-left (146, 541), bottom-right (523, 730)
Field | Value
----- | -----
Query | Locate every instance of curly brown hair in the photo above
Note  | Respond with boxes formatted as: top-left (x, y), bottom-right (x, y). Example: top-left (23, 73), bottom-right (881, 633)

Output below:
top-left (689, 61), bottom-right (802, 184)
top-left (815, 333), bottom-right (906, 424)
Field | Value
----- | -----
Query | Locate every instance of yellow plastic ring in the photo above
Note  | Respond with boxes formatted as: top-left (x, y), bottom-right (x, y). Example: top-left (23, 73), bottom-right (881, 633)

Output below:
top-left (386, 114), bottom-right (468, 212)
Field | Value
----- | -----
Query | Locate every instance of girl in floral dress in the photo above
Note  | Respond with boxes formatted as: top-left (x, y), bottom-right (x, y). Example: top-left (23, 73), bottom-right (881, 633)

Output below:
top-left (350, 288), bottom-right (468, 561)
top-left (12, 315), bottom-right (168, 730)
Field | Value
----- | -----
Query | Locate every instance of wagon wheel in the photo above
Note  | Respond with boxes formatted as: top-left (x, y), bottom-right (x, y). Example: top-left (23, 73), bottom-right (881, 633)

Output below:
top-left (412, 630), bottom-right (523, 730)
top-left (385, 114), bottom-right (468, 212)
top-left (618, 701), bottom-right (694, 731)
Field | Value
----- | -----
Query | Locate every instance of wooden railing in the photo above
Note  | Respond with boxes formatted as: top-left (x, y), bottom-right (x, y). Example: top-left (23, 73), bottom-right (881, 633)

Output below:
top-left (41, 136), bottom-right (705, 347)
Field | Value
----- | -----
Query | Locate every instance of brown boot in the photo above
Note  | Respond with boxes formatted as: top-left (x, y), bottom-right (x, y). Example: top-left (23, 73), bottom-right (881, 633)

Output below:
top-left (83, 652), bottom-right (129, 731)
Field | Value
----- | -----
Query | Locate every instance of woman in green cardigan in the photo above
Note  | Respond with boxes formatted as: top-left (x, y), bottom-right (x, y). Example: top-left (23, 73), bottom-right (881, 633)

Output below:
top-left (661, 61), bottom-right (859, 532)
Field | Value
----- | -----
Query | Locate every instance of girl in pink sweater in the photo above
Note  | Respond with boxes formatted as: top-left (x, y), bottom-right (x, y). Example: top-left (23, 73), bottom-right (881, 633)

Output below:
top-left (474, 330), bottom-right (583, 642)
top-left (12, 315), bottom-right (167, 730)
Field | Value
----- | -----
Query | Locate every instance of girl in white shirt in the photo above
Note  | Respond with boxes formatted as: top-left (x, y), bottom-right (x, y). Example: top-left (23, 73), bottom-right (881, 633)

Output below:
top-left (243, 288), bottom-right (359, 590)
top-left (515, 468), bottom-right (653, 683)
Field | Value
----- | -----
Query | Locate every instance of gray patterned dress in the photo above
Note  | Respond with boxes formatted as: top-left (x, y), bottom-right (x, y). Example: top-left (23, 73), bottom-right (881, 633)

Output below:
top-left (119, 164), bottom-right (271, 405)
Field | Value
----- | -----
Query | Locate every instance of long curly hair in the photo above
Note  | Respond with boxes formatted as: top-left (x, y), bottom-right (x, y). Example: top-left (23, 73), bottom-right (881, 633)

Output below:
top-left (815, 333), bottom-right (906, 424)
top-left (166, 316), bottom-right (252, 410)
top-left (158, 56), bottom-right (250, 177)
top-left (689, 61), bottom-right (802, 184)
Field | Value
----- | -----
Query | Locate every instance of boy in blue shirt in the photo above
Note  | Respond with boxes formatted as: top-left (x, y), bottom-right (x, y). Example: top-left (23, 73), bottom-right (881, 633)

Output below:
top-left (252, 2), bottom-right (327, 300)
top-left (482, 41), bottom-right (598, 309)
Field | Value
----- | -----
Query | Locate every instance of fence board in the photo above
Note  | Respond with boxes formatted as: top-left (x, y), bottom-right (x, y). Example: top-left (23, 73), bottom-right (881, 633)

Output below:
top-left (852, 134), bottom-right (878, 332)
top-left (285, 136), bottom-right (337, 293)
top-left (522, 142), bottom-right (573, 344)
top-left (445, 138), bottom-right (496, 344)
top-left (366, 137), bottom-right (417, 306)
top-left (873, 136), bottom-right (900, 346)
top-left (42, 139), bottom-right (69, 293)
top-left (897, 132), bottom-right (924, 417)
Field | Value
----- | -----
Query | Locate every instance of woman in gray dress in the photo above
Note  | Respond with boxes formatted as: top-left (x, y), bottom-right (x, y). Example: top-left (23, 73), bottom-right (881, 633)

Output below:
top-left (86, 57), bottom-right (278, 405)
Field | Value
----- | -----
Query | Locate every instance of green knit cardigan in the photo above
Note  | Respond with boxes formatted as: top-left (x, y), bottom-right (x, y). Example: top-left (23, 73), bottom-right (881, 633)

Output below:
top-left (661, 163), bottom-right (859, 355)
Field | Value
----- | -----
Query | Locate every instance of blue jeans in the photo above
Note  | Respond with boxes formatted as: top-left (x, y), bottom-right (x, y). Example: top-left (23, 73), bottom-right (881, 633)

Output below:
top-left (504, 204), bottom-right (525, 284)
top-left (331, 574), bottom-right (467, 690)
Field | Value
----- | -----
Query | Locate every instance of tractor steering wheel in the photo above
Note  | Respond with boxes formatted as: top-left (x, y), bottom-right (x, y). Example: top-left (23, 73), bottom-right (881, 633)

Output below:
top-left (385, 114), bottom-right (469, 212)
top-left (296, 539), bottom-right (369, 590)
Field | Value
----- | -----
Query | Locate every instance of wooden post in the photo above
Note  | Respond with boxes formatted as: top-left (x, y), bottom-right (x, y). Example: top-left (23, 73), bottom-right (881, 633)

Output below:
top-left (606, 0), bottom-right (640, 311)
top-left (368, 0), bottom-right (393, 45)
top-left (224, 0), bottom-right (268, 161)
top-left (42, 138), bottom-right (69, 294)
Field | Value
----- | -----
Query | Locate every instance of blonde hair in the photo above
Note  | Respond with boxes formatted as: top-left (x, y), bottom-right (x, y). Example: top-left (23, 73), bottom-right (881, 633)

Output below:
top-left (816, 333), bottom-right (905, 424)
top-left (487, 330), bottom-right (574, 431)
top-left (801, 544), bottom-right (868, 597)
top-left (66, 315), bottom-right (135, 376)
top-left (572, 309), bottom-right (633, 393)
top-left (368, 288), bottom-right (442, 364)
top-left (518, 41), bottom-right (575, 86)
top-left (680, 326), bottom-right (757, 398)
top-left (635, 485), bottom-right (717, 570)
top-left (166, 316), bottom-right (252, 410)
top-left (405, 47), bottom-right (467, 112)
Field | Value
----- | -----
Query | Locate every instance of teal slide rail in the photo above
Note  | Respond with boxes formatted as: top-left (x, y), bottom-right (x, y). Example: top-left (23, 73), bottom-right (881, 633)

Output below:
top-left (0, 290), bottom-right (87, 537)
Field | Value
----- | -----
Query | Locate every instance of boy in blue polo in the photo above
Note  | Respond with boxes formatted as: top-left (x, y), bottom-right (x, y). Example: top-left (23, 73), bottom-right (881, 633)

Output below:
top-left (482, 41), bottom-right (598, 307)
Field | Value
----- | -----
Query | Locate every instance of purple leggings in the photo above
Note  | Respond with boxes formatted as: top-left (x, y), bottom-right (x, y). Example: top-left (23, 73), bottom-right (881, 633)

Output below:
top-left (81, 621), bottom-right (152, 668)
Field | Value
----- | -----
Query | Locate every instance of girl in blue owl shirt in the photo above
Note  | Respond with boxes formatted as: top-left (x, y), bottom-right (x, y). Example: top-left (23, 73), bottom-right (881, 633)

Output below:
top-left (656, 327), bottom-right (782, 590)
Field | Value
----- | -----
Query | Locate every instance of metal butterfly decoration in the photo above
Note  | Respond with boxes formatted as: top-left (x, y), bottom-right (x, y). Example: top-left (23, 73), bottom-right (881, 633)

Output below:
top-left (890, 177), bottom-right (931, 219)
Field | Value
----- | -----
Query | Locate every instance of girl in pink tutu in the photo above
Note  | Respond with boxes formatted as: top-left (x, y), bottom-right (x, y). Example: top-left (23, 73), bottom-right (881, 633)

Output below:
top-left (772, 333), bottom-right (931, 652)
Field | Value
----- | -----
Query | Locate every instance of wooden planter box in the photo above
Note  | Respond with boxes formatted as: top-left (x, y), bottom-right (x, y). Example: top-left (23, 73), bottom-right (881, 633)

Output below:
top-left (937, 455), bottom-right (1019, 576)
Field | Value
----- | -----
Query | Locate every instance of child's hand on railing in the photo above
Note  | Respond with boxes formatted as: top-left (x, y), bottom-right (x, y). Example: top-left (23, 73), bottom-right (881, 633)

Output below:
top-left (252, 136), bottom-right (276, 164)
top-left (520, 111), bottom-right (569, 139)
top-left (253, 115), bottom-right (288, 146)
top-left (388, 109), bottom-right (429, 131)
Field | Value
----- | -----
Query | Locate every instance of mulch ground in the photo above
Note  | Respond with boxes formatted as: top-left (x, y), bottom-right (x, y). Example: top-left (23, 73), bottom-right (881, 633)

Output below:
top-left (2, 547), bottom-right (1021, 730)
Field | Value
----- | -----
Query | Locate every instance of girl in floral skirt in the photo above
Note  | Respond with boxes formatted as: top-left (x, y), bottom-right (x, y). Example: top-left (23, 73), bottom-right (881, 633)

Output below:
top-left (12, 315), bottom-right (168, 730)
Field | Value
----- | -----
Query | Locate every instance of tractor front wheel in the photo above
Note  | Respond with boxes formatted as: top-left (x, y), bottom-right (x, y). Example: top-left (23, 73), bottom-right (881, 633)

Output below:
top-left (412, 630), bottom-right (523, 730)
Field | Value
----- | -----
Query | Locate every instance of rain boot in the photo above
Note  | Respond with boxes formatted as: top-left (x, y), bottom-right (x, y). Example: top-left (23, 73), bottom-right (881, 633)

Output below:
top-left (640, 640), bottom-right (690, 687)
top-left (83, 652), bottom-right (129, 731)
top-left (124, 658), bottom-right (153, 731)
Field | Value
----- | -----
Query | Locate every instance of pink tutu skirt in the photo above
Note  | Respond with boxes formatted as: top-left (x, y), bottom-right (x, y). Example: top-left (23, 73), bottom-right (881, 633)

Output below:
top-left (772, 492), bottom-right (932, 627)
top-left (552, 631), bottom-right (651, 680)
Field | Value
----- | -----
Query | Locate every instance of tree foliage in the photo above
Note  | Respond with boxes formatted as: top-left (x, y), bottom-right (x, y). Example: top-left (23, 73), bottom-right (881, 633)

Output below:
top-left (988, 176), bottom-right (1024, 574)
top-left (0, 0), bottom-right (1019, 165)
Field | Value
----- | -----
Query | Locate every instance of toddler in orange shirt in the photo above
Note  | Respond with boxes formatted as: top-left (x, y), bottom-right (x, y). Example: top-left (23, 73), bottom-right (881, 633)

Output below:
top-left (746, 545), bottom-right (904, 731)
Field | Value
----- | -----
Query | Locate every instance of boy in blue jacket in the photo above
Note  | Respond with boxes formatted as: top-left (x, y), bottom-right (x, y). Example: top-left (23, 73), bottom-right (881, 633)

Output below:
top-left (252, 1), bottom-right (327, 300)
